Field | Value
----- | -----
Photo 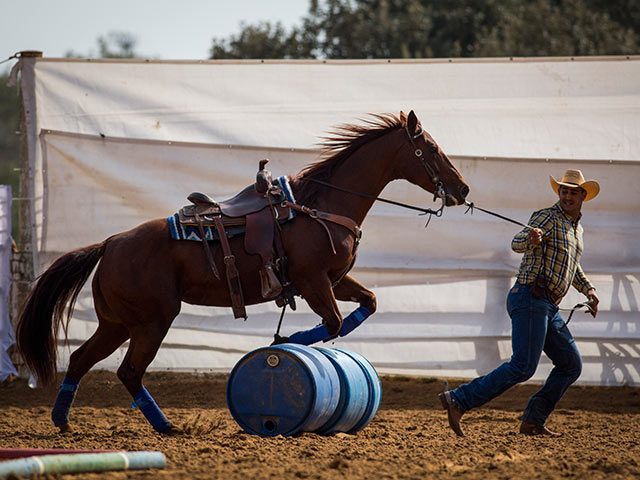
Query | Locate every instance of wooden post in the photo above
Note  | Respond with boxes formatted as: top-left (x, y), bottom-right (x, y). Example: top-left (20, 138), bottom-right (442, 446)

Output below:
top-left (9, 51), bottom-right (42, 378)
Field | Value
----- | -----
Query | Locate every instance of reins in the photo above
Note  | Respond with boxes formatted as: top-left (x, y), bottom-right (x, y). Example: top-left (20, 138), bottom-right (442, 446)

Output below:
top-left (297, 177), bottom-right (446, 218)
top-left (296, 124), bottom-right (448, 226)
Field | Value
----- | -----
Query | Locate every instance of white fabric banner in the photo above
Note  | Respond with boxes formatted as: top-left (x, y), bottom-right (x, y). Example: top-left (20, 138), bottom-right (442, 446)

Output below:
top-left (30, 58), bottom-right (640, 161)
top-left (0, 185), bottom-right (17, 381)
top-left (39, 131), bottom-right (640, 386)
top-left (18, 57), bottom-right (640, 385)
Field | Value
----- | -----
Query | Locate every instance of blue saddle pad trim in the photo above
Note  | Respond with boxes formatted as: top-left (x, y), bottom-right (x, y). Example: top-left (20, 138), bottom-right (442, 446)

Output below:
top-left (168, 214), bottom-right (213, 241)
top-left (167, 214), bottom-right (247, 242)
top-left (278, 175), bottom-right (296, 219)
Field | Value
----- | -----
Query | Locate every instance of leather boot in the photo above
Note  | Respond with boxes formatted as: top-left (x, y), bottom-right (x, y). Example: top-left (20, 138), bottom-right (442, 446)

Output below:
top-left (438, 392), bottom-right (465, 437)
top-left (519, 420), bottom-right (562, 437)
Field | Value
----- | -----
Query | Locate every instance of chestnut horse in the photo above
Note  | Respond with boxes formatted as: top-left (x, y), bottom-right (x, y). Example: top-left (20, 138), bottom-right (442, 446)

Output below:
top-left (16, 110), bottom-right (469, 433)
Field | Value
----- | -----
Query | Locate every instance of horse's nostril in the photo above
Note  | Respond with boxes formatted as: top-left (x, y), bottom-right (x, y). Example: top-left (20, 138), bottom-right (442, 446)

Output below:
top-left (460, 184), bottom-right (470, 198)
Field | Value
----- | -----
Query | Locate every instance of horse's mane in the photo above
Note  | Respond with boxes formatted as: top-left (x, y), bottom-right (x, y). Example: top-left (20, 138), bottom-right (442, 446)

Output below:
top-left (291, 113), bottom-right (403, 205)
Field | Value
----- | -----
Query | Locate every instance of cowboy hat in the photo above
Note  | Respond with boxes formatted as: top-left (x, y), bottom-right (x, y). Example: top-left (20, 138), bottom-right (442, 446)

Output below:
top-left (549, 169), bottom-right (600, 201)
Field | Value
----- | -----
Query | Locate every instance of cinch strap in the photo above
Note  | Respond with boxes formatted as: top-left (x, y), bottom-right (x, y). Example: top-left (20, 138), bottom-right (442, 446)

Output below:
top-left (288, 306), bottom-right (371, 345)
top-left (131, 387), bottom-right (172, 433)
top-left (51, 377), bottom-right (79, 426)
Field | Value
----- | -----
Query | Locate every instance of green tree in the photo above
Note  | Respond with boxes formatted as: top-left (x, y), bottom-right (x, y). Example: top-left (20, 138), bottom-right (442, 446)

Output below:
top-left (210, 21), bottom-right (315, 59)
top-left (474, 0), bottom-right (640, 56)
top-left (305, 0), bottom-right (435, 58)
top-left (0, 72), bottom-right (20, 239)
top-left (97, 31), bottom-right (139, 58)
top-left (65, 31), bottom-right (140, 58)
top-left (209, 0), bottom-right (640, 59)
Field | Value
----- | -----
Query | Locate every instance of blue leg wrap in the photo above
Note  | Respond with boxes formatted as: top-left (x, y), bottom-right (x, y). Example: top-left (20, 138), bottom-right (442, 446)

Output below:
top-left (338, 305), bottom-right (371, 336)
top-left (288, 324), bottom-right (331, 345)
top-left (51, 377), bottom-right (79, 427)
top-left (132, 387), bottom-right (172, 433)
top-left (288, 305), bottom-right (372, 345)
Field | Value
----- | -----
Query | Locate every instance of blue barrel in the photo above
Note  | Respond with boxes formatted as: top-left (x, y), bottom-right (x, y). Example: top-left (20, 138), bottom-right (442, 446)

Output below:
top-left (335, 348), bottom-right (382, 432)
top-left (226, 344), bottom-right (340, 436)
top-left (314, 347), bottom-right (369, 434)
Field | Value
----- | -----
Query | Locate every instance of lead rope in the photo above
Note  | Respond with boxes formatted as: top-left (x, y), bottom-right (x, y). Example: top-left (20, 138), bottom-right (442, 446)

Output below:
top-left (298, 177), bottom-right (445, 216)
top-left (561, 302), bottom-right (595, 328)
top-left (297, 177), bottom-right (446, 228)
top-left (464, 201), bottom-right (535, 230)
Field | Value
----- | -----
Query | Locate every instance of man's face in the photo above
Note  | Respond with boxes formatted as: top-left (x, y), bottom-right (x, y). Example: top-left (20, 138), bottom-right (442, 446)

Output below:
top-left (558, 185), bottom-right (587, 217)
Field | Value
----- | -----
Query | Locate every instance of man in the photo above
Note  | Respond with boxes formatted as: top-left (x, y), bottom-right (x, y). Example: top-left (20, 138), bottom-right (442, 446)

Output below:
top-left (439, 169), bottom-right (600, 436)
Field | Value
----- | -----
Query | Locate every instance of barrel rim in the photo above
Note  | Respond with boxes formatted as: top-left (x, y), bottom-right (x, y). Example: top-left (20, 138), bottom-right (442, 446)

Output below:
top-left (226, 346), bottom-right (317, 436)
top-left (335, 348), bottom-right (382, 433)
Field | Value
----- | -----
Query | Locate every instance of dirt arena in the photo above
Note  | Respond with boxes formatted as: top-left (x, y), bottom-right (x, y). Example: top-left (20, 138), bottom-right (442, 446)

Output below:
top-left (2, 370), bottom-right (639, 479)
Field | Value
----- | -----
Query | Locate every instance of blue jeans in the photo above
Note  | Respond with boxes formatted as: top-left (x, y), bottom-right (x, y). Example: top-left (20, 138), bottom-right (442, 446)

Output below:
top-left (450, 282), bottom-right (582, 426)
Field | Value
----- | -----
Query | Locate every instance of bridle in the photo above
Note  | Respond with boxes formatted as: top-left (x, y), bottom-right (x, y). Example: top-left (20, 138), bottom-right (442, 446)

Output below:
top-left (298, 124), bottom-right (448, 221)
top-left (405, 124), bottom-right (446, 204)
top-left (273, 123), bottom-right (450, 339)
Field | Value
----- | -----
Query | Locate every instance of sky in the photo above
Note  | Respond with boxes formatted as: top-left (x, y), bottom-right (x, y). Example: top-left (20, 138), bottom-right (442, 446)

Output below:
top-left (1, 0), bottom-right (311, 66)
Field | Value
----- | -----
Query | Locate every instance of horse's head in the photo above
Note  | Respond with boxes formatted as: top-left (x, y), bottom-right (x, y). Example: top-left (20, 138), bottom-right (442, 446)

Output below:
top-left (396, 110), bottom-right (469, 207)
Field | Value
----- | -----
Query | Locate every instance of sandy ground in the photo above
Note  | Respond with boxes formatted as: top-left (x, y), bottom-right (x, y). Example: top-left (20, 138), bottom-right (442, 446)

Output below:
top-left (1, 370), bottom-right (640, 479)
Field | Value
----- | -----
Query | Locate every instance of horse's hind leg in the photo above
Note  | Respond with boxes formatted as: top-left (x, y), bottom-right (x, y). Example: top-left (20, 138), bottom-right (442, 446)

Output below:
top-left (117, 324), bottom-right (175, 433)
top-left (52, 320), bottom-right (129, 433)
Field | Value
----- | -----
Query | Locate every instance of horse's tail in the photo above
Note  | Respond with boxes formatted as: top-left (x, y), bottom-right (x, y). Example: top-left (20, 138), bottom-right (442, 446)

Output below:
top-left (16, 241), bottom-right (107, 386)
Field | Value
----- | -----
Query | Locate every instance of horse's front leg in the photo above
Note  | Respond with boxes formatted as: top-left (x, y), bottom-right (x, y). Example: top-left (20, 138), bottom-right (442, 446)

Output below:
top-left (332, 274), bottom-right (377, 336)
top-left (286, 275), bottom-right (376, 345)
top-left (283, 274), bottom-right (343, 345)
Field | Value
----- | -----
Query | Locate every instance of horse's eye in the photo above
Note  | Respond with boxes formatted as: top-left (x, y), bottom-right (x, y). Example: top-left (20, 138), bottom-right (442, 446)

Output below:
top-left (429, 144), bottom-right (438, 154)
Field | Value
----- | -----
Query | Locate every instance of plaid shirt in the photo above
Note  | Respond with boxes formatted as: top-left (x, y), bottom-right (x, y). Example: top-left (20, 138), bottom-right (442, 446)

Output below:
top-left (512, 202), bottom-right (593, 303)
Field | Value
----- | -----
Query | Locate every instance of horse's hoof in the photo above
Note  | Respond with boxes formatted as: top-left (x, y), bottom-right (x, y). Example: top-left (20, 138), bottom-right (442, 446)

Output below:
top-left (57, 423), bottom-right (73, 434)
top-left (271, 334), bottom-right (289, 345)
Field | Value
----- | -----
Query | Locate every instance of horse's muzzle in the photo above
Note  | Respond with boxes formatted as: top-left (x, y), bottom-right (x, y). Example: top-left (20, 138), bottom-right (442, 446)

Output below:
top-left (445, 184), bottom-right (470, 206)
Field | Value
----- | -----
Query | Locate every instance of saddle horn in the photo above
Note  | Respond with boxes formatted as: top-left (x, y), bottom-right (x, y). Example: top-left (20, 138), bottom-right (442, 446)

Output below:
top-left (255, 159), bottom-right (273, 194)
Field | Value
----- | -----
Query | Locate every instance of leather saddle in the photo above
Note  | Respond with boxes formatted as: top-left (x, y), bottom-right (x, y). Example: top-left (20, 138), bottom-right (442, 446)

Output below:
top-left (177, 160), bottom-right (293, 319)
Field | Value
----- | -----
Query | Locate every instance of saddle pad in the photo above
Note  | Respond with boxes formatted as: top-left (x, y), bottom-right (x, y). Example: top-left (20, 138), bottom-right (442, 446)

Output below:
top-left (168, 214), bottom-right (247, 241)
top-left (167, 175), bottom-right (297, 242)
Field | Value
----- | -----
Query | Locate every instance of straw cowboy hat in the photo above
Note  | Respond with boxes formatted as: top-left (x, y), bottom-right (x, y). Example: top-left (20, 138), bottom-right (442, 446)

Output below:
top-left (550, 169), bottom-right (600, 201)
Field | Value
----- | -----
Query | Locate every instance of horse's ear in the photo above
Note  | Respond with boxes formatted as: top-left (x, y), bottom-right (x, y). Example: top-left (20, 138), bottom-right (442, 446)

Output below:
top-left (407, 110), bottom-right (419, 135)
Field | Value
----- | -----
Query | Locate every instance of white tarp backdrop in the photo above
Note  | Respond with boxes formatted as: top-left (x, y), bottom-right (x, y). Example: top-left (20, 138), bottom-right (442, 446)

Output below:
top-left (15, 56), bottom-right (640, 385)
top-left (0, 185), bottom-right (17, 381)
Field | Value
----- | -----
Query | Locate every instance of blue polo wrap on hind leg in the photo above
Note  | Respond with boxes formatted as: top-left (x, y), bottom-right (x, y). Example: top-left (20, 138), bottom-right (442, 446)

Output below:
top-left (288, 306), bottom-right (371, 345)
top-left (132, 387), bottom-right (172, 433)
top-left (51, 377), bottom-right (79, 426)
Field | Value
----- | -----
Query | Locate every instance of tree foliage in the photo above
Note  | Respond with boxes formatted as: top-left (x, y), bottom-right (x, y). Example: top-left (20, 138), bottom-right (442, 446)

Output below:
top-left (96, 31), bottom-right (139, 59)
top-left (210, 22), bottom-right (316, 59)
top-left (0, 72), bottom-right (21, 238)
top-left (65, 31), bottom-right (140, 59)
top-left (209, 0), bottom-right (640, 59)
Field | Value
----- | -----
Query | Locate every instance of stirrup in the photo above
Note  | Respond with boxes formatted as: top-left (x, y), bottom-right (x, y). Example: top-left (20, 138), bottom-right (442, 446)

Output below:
top-left (260, 264), bottom-right (282, 299)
